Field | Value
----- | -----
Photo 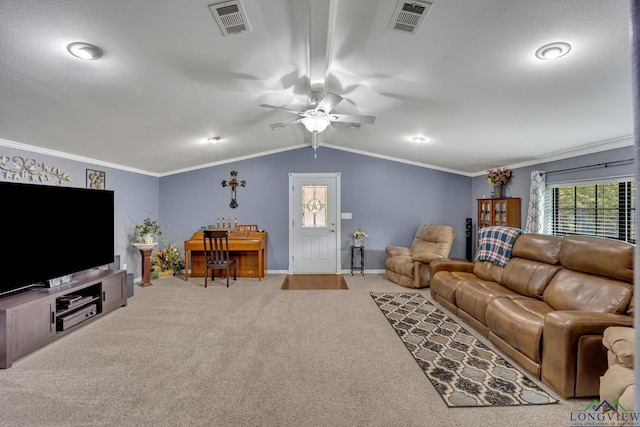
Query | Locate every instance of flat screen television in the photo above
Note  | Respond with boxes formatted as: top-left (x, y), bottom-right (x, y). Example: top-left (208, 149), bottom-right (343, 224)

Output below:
top-left (0, 181), bottom-right (114, 295)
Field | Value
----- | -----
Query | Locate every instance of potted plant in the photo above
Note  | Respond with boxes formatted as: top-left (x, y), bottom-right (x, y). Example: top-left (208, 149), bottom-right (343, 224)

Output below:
top-left (150, 244), bottom-right (185, 278)
top-left (134, 217), bottom-right (164, 245)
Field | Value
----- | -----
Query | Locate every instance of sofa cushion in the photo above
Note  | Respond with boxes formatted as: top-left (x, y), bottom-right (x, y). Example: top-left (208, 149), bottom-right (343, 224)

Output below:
top-left (500, 258), bottom-right (561, 299)
top-left (559, 236), bottom-right (634, 283)
top-left (542, 269), bottom-right (633, 314)
top-left (542, 269), bottom-right (633, 313)
top-left (411, 225), bottom-right (455, 261)
top-left (411, 224), bottom-right (456, 262)
top-left (430, 271), bottom-right (477, 305)
top-left (455, 281), bottom-right (522, 325)
top-left (472, 261), bottom-right (504, 283)
top-left (486, 297), bottom-right (555, 363)
top-left (511, 233), bottom-right (562, 264)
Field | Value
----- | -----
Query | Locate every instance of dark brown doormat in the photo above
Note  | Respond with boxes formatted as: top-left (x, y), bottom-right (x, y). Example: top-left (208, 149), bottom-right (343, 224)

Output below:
top-left (281, 274), bottom-right (348, 290)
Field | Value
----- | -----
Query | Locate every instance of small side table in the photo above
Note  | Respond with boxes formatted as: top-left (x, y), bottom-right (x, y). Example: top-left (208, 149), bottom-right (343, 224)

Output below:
top-left (351, 245), bottom-right (365, 276)
top-left (133, 243), bottom-right (157, 287)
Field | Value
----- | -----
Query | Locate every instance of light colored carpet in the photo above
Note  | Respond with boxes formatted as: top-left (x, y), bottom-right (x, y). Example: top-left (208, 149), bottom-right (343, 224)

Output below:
top-left (0, 274), bottom-right (590, 426)
top-left (281, 274), bottom-right (348, 290)
top-left (371, 292), bottom-right (558, 407)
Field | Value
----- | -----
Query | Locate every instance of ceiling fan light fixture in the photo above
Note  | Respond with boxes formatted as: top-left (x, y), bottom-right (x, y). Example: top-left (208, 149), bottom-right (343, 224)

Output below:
top-left (67, 42), bottom-right (103, 60)
top-left (535, 42), bottom-right (571, 60)
top-left (302, 116), bottom-right (331, 133)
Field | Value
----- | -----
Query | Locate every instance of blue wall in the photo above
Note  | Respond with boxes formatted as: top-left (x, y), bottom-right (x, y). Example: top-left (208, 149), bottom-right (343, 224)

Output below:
top-left (2, 142), bottom-right (633, 278)
top-left (159, 147), bottom-right (472, 271)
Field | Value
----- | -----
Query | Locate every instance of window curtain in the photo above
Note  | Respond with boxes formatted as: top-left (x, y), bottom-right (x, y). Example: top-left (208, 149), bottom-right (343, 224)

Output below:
top-left (525, 170), bottom-right (545, 233)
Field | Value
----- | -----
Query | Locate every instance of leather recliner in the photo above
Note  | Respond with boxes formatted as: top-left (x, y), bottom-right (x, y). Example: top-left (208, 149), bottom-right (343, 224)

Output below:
top-left (600, 326), bottom-right (635, 410)
top-left (385, 224), bottom-right (455, 288)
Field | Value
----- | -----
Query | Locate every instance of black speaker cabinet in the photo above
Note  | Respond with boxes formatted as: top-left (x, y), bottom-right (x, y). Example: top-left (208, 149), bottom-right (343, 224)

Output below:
top-left (465, 218), bottom-right (473, 261)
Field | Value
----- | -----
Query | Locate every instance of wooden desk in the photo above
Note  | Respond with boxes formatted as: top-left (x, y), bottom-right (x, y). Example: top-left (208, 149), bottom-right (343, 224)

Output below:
top-left (184, 231), bottom-right (267, 280)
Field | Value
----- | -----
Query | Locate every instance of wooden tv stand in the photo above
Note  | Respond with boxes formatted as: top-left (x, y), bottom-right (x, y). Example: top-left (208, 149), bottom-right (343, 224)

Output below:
top-left (0, 269), bottom-right (127, 369)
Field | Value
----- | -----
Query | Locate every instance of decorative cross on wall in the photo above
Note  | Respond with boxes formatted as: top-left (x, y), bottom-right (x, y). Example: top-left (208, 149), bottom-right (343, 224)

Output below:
top-left (221, 170), bottom-right (246, 209)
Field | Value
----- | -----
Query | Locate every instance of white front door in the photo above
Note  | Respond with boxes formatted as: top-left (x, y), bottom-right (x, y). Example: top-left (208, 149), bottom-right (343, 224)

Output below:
top-left (289, 173), bottom-right (341, 274)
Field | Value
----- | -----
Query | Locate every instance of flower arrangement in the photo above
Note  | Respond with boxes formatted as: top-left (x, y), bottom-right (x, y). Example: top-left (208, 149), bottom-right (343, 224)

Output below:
top-left (134, 217), bottom-right (164, 243)
top-left (352, 229), bottom-right (368, 247)
top-left (486, 168), bottom-right (512, 185)
top-left (151, 244), bottom-right (185, 273)
top-left (353, 229), bottom-right (368, 239)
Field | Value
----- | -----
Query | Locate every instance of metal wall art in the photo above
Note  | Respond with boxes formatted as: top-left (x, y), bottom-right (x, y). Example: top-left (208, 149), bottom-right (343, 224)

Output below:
top-left (0, 155), bottom-right (72, 185)
top-left (86, 169), bottom-right (106, 189)
top-left (221, 170), bottom-right (246, 208)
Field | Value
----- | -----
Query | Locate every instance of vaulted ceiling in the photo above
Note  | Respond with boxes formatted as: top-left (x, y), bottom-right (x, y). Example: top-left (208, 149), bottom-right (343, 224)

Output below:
top-left (0, 0), bottom-right (633, 176)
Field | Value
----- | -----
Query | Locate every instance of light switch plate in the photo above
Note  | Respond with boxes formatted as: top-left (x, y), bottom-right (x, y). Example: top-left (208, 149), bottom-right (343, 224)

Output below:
top-left (341, 212), bottom-right (352, 219)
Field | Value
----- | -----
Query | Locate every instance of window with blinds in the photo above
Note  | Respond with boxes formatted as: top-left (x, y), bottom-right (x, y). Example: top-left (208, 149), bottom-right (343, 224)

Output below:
top-left (543, 178), bottom-right (635, 243)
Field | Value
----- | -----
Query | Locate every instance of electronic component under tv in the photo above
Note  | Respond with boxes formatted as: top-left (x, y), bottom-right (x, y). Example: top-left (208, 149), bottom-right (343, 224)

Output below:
top-left (0, 181), bottom-right (114, 296)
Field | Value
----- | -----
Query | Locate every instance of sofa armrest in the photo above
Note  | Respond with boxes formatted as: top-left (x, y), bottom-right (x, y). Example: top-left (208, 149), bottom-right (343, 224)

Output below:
top-left (429, 259), bottom-right (475, 277)
top-left (385, 246), bottom-right (412, 257)
top-left (541, 311), bottom-right (633, 398)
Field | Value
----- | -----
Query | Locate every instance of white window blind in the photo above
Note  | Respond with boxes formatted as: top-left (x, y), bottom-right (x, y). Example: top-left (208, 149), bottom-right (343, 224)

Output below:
top-left (543, 177), bottom-right (635, 243)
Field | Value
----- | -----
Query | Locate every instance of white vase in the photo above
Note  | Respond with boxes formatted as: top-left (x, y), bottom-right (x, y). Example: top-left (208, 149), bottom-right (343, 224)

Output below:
top-left (143, 233), bottom-right (154, 244)
top-left (354, 237), bottom-right (364, 247)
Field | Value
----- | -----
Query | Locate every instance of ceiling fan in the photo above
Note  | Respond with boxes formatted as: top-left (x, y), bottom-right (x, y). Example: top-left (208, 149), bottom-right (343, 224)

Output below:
top-left (259, 92), bottom-right (376, 157)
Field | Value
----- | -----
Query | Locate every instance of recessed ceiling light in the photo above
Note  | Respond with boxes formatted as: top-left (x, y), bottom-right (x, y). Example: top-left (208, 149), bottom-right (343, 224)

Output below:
top-left (412, 136), bottom-right (428, 143)
top-left (207, 136), bottom-right (221, 143)
top-left (535, 42), bottom-right (571, 60)
top-left (67, 42), bottom-right (103, 60)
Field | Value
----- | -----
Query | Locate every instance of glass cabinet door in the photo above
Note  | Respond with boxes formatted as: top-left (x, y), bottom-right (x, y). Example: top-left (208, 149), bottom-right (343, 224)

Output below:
top-left (479, 200), bottom-right (492, 228)
top-left (494, 201), bottom-right (506, 226)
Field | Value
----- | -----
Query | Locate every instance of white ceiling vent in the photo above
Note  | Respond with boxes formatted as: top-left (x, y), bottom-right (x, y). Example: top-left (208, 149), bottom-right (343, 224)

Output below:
top-left (209, 1), bottom-right (251, 37)
top-left (388, 0), bottom-right (432, 35)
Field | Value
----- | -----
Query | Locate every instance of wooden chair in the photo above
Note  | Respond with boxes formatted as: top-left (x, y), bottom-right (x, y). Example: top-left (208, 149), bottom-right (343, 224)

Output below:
top-left (203, 230), bottom-right (238, 288)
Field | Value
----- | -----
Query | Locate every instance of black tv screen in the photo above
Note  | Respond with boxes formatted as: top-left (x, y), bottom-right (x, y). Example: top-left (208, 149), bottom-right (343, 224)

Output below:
top-left (0, 181), bottom-right (114, 295)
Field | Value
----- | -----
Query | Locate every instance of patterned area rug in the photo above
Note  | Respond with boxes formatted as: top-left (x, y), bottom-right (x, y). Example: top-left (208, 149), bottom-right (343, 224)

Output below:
top-left (370, 292), bottom-right (558, 407)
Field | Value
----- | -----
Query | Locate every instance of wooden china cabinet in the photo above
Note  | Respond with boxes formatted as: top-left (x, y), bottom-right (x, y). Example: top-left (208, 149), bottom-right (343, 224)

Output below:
top-left (477, 198), bottom-right (521, 229)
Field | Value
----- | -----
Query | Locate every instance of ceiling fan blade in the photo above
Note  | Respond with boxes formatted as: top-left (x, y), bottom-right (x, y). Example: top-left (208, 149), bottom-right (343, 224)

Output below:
top-left (269, 118), bottom-right (302, 130)
top-left (331, 113), bottom-right (376, 125)
top-left (315, 92), bottom-right (343, 113)
top-left (259, 104), bottom-right (304, 115)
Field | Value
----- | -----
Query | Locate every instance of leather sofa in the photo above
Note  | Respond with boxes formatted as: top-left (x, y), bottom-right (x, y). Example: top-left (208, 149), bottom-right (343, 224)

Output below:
top-left (429, 233), bottom-right (634, 398)
top-left (385, 224), bottom-right (455, 288)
